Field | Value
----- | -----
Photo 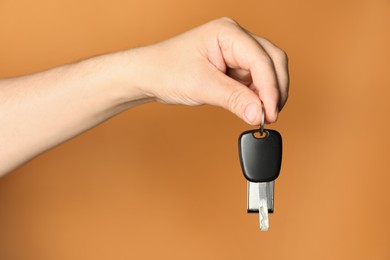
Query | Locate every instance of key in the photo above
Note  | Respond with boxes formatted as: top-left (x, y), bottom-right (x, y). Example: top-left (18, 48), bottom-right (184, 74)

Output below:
top-left (238, 104), bottom-right (282, 231)
top-left (247, 182), bottom-right (273, 231)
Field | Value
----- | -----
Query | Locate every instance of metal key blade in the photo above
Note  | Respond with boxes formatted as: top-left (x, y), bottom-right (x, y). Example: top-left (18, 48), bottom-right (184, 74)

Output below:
top-left (247, 181), bottom-right (274, 231)
top-left (258, 182), bottom-right (269, 231)
top-left (247, 181), bottom-right (274, 213)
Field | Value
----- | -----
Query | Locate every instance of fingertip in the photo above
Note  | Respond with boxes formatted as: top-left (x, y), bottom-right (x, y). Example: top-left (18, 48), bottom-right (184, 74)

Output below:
top-left (242, 101), bottom-right (279, 125)
top-left (265, 105), bottom-right (279, 123)
top-left (244, 102), bottom-right (261, 125)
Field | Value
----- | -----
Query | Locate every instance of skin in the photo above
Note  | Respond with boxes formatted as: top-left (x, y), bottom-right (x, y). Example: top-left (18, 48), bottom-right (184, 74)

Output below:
top-left (0, 18), bottom-right (289, 177)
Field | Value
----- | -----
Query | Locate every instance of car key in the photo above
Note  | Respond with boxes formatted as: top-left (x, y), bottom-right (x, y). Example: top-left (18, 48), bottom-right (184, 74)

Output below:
top-left (238, 104), bottom-right (282, 231)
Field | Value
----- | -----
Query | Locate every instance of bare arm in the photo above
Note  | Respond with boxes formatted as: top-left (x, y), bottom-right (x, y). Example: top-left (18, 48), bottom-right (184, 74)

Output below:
top-left (0, 50), bottom-right (150, 175)
top-left (0, 18), bottom-right (289, 177)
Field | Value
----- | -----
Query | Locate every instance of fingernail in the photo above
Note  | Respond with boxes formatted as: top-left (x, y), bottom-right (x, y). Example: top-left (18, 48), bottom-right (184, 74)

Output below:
top-left (244, 103), bottom-right (260, 124)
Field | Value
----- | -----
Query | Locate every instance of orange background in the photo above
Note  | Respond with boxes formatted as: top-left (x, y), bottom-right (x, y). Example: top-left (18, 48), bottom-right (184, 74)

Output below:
top-left (1, 0), bottom-right (390, 259)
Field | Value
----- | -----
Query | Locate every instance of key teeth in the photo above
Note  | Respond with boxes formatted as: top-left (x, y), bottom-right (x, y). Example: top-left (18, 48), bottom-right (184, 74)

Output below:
top-left (259, 205), bottom-right (269, 231)
top-left (247, 182), bottom-right (273, 231)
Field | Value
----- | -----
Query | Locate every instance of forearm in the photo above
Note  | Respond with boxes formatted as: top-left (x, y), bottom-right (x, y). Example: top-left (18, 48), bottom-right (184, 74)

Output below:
top-left (0, 49), bottom-right (152, 176)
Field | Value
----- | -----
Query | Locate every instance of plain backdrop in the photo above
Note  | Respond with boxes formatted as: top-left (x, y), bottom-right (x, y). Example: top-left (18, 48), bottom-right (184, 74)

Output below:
top-left (0, 0), bottom-right (389, 259)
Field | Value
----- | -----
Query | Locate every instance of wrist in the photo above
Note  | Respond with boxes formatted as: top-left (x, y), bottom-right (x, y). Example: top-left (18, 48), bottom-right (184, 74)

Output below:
top-left (95, 48), bottom-right (155, 111)
top-left (113, 48), bottom-right (156, 105)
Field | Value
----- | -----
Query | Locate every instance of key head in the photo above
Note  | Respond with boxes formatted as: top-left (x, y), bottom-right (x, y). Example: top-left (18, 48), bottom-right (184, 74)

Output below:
top-left (239, 129), bottom-right (282, 182)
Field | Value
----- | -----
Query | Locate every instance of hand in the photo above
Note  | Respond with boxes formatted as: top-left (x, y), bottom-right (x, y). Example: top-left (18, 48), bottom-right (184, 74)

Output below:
top-left (130, 17), bottom-right (289, 124)
top-left (0, 17), bottom-right (289, 176)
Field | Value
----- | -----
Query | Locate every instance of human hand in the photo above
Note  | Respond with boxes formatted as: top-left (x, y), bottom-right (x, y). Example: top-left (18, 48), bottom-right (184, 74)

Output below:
top-left (0, 17), bottom-right (289, 176)
top-left (129, 17), bottom-right (289, 124)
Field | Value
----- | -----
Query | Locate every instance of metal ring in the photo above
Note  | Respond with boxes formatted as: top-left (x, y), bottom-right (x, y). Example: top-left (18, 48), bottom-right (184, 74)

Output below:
top-left (259, 102), bottom-right (265, 135)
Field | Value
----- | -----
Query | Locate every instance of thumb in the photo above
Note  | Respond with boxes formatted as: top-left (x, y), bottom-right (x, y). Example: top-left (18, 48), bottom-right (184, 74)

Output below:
top-left (205, 73), bottom-right (263, 125)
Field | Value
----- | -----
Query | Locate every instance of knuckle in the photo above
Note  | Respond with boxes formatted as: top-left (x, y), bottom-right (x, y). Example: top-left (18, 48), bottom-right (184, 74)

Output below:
top-left (275, 48), bottom-right (288, 65)
top-left (211, 17), bottom-right (238, 30)
top-left (218, 17), bottom-right (237, 25)
top-left (225, 88), bottom-right (244, 114)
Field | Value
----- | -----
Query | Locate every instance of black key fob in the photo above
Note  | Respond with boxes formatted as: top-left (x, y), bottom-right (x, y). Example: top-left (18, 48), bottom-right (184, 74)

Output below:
top-left (238, 129), bottom-right (283, 183)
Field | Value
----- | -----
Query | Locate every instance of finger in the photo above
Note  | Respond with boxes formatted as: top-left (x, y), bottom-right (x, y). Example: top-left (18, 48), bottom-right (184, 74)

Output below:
top-left (202, 68), bottom-right (264, 125)
top-left (248, 33), bottom-right (289, 110)
top-left (217, 23), bottom-right (280, 122)
top-left (226, 67), bottom-right (252, 86)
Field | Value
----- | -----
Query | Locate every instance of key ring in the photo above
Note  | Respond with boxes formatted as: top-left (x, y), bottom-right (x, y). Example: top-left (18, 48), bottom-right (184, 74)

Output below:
top-left (259, 102), bottom-right (265, 135)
